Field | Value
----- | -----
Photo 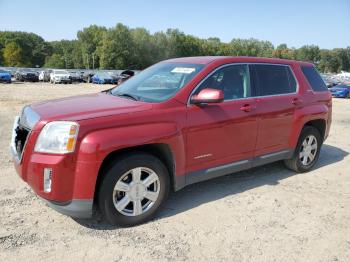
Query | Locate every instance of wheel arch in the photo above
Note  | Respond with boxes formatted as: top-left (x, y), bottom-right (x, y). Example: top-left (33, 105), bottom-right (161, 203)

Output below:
top-left (93, 143), bottom-right (175, 205)
top-left (303, 119), bottom-right (326, 143)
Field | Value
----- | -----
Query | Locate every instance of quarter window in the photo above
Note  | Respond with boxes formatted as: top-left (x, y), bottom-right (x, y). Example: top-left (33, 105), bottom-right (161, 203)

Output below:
top-left (250, 64), bottom-right (297, 96)
top-left (195, 64), bottom-right (251, 100)
top-left (301, 66), bottom-right (328, 92)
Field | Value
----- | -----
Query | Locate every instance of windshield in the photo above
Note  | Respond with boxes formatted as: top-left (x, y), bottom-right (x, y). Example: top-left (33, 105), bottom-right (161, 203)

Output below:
top-left (110, 62), bottom-right (204, 102)
top-left (98, 72), bottom-right (111, 77)
top-left (55, 70), bottom-right (68, 75)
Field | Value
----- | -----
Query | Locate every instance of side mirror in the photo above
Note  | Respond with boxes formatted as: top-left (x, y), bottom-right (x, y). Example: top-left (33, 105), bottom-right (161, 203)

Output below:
top-left (191, 88), bottom-right (224, 105)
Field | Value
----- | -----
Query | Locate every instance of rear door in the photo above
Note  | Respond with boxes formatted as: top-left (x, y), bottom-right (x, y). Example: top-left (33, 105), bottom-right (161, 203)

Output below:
top-left (250, 64), bottom-right (298, 156)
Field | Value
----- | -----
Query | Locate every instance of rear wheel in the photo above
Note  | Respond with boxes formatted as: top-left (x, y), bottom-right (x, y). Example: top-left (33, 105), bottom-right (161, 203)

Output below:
top-left (98, 153), bottom-right (170, 226)
top-left (284, 126), bottom-right (322, 172)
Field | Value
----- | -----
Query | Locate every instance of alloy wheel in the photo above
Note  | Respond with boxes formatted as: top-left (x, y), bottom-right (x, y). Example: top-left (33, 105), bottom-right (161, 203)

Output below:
top-left (112, 167), bottom-right (160, 216)
top-left (299, 135), bottom-right (318, 166)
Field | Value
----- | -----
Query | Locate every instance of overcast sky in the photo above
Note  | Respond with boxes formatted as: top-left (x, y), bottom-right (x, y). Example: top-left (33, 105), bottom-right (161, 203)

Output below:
top-left (0, 0), bottom-right (349, 49)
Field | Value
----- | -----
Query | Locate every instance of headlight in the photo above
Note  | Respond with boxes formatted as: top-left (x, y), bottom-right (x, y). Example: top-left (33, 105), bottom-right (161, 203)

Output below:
top-left (34, 121), bottom-right (79, 154)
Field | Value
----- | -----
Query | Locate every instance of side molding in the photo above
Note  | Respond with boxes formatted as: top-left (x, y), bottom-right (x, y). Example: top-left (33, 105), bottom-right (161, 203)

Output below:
top-left (174, 149), bottom-right (294, 191)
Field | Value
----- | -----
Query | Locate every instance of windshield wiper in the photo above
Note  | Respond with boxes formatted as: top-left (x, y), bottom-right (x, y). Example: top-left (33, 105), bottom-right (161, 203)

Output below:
top-left (115, 93), bottom-right (140, 101)
top-left (102, 88), bottom-right (113, 94)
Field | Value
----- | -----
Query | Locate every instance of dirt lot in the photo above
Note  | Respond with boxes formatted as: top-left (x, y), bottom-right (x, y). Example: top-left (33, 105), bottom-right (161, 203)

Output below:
top-left (0, 82), bottom-right (349, 261)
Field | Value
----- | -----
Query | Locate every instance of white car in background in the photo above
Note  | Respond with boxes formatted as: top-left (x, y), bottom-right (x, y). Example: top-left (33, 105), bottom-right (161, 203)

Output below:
top-left (50, 70), bottom-right (72, 84)
top-left (39, 71), bottom-right (45, 81)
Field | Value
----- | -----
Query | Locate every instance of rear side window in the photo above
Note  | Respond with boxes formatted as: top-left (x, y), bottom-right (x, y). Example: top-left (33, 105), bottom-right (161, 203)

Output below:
top-left (301, 66), bottom-right (328, 92)
top-left (250, 64), bottom-right (297, 96)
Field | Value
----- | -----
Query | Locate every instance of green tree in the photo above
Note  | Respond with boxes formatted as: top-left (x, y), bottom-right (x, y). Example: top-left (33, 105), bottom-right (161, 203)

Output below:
top-left (44, 53), bottom-right (65, 68)
top-left (0, 31), bottom-right (49, 67)
top-left (318, 50), bottom-right (341, 73)
top-left (1, 24), bottom-right (350, 71)
top-left (296, 45), bottom-right (320, 64)
top-left (130, 28), bottom-right (156, 69)
top-left (99, 23), bottom-right (134, 69)
top-left (77, 25), bottom-right (107, 69)
top-left (3, 42), bottom-right (24, 66)
top-left (230, 38), bottom-right (274, 57)
top-left (333, 48), bottom-right (350, 71)
top-left (272, 44), bottom-right (297, 59)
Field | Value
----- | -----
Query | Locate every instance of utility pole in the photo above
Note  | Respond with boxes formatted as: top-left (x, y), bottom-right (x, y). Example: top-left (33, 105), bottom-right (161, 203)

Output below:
top-left (92, 53), bottom-right (95, 70)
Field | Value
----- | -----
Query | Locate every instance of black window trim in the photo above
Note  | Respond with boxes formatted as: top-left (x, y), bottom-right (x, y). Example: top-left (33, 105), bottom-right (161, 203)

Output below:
top-left (188, 62), bottom-right (299, 106)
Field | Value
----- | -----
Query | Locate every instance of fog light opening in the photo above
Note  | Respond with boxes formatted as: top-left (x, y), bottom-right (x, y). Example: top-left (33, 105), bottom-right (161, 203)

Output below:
top-left (43, 168), bottom-right (52, 193)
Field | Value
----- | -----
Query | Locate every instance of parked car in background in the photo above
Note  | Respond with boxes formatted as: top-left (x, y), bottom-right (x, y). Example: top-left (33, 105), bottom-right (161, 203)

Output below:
top-left (108, 72), bottom-right (122, 84)
top-left (91, 72), bottom-right (116, 84)
top-left (0, 69), bottom-right (12, 83)
top-left (50, 70), bottom-right (72, 84)
top-left (117, 70), bottom-right (135, 85)
top-left (69, 71), bottom-right (83, 82)
top-left (15, 69), bottom-right (39, 82)
top-left (11, 56), bottom-right (332, 227)
top-left (39, 70), bottom-right (52, 82)
top-left (82, 71), bottom-right (95, 83)
top-left (329, 84), bottom-right (350, 98)
top-left (39, 71), bottom-right (44, 81)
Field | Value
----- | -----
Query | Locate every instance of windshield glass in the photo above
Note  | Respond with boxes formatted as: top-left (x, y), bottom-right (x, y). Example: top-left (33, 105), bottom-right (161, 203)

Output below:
top-left (98, 72), bottom-right (110, 77)
top-left (111, 63), bottom-right (204, 102)
top-left (55, 70), bottom-right (68, 75)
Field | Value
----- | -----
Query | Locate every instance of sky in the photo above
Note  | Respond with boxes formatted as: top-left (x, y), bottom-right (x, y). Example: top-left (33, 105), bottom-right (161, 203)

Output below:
top-left (0, 0), bottom-right (349, 49)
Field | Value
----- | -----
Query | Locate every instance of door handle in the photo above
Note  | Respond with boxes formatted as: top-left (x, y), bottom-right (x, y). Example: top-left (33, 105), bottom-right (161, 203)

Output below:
top-left (240, 104), bottom-right (256, 112)
top-left (292, 98), bottom-right (303, 106)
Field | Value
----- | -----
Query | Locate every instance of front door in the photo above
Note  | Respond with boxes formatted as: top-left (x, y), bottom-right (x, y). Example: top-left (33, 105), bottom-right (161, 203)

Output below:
top-left (185, 64), bottom-right (258, 173)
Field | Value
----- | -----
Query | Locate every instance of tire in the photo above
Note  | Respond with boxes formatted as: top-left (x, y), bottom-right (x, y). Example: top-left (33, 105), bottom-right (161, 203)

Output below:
top-left (98, 153), bottom-right (170, 226)
top-left (284, 126), bottom-right (322, 173)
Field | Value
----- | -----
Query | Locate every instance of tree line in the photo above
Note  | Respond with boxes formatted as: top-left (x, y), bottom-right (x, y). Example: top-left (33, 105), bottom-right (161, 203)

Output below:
top-left (1, 23), bottom-right (349, 73)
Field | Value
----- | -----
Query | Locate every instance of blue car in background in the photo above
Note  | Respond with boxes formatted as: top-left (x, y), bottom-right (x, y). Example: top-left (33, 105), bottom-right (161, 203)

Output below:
top-left (0, 69), bottom-right (11, 83)
top-left (329, 84), bottom-right (350, 98)
top-left (91, 72), bottom-right (116, 84)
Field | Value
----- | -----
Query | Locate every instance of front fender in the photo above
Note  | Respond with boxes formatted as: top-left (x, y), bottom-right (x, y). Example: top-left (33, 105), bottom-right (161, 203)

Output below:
top-left (78, 122), bottom-right (182, 161)
top-left (72, 122), bottom-right (186, 198)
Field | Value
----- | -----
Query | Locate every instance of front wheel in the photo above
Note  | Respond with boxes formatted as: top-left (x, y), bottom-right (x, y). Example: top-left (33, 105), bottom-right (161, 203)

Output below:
top-left (98, 153), bottom-right (170, 226)
top-left (284, 126), bottom-right (322, 172)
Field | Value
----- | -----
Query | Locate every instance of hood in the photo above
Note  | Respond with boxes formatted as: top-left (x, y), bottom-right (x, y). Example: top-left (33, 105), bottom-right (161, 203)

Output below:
top-left (30, 92), bottom-right (152, 122)
top-left (330, 87), bottom-right (348, 92)
top-left (0, 72), bottom-right (10, 76)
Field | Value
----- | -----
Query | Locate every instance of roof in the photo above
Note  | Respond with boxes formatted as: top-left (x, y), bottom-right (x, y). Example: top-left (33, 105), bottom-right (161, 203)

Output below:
top-left (164, 56), bottom-right (314, 66)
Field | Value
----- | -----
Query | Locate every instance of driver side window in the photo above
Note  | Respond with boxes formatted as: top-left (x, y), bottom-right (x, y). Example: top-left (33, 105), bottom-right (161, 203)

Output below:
top-left (195, 64), bottom-right (251, 100)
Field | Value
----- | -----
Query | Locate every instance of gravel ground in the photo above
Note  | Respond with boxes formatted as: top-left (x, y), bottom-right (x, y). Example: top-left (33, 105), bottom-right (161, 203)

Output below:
top-left (0, 82), bottom-right (349, 261)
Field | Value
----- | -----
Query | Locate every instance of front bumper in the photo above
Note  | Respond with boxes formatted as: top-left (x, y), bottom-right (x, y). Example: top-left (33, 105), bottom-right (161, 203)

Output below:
top-left (43, 198), bottom-right (93, 218)
top-left (23, 76), bottom-right (39, 81)
top-left (11, 117), bottom-right (98, 218)
top-left (0, 77), bottom-right (11, 82)
top-left (54, 79), bottom-right (71, 83)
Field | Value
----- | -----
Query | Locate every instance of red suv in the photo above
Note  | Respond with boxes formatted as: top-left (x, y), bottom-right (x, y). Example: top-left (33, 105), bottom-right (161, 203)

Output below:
top-left (11, 57), bottom-right (332, 226)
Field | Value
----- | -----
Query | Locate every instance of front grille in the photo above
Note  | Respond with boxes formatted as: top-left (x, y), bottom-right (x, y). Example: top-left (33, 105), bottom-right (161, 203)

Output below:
top-left (14, 124), bottom-right (30, 158)
top-left (11, 107), bottom-right (39, 161)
